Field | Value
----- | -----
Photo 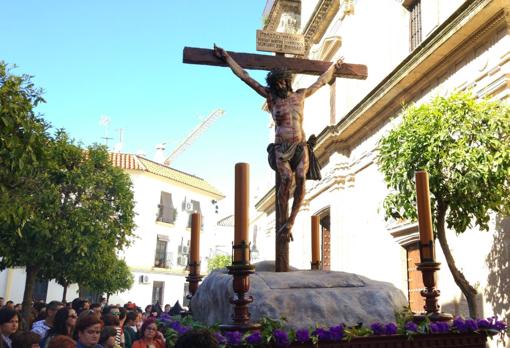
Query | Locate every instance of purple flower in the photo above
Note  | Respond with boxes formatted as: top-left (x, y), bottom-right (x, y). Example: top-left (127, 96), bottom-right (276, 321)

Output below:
top-left (313, 327), bottom-right (331, 341)
top-left (245, 331), bottom-right (263, 345)
top-left (329, 325), bottom-right (344, 341)
top-left (295, 329), bottom-right (310, 343)
top-left (370, 322), bottom-right (385, 335)
top-left (488, 317), bottom-right (507, 331)
top-left (477, 319), bottom-right (491, 330)
top-left (224, 331), bottom-right (243, 346)
top-left (404, 322), bottom-right (418, 332)
top-left (430, 322), bottom-right (450, 333)
top-left (453, 317), bottom-right (467, 333)
top-left (168, 321), bottom-right (182, 331)
top-left (214, 332), bottom-right (227, 345)
top-left (385, 323), bottom-right (398, 335)
top-left (465, 319), bottom-right (478, 332)
top-left (273, 329), bottom-right (290, 347)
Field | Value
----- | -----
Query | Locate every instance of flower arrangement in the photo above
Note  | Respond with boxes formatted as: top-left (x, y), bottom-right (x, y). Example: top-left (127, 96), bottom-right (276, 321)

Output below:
top-left (157, 313), bottom-right (508, 348)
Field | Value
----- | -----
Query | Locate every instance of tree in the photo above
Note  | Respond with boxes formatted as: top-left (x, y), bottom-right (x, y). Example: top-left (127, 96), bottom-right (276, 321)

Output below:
top-left (0, 62), bottom-right (49, 234)
top-left (377, 91), bottom-right (510, 318)
top-left (207, 254), bottom-right (231, 273)
top-left (79, 250), bottom-right (134, 301)
top-left (37, 133), bottom-right (136, 302)
top-left (0, 63), bottom-right (136, 322)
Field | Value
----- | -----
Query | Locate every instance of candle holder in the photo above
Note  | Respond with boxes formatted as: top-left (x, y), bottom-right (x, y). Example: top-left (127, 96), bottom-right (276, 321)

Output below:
top-left (310, 261), bottom-right (321, 270)
top-left (413, 241), bottom-right (452, 323)
top-left (220, 241), bottom-right (261, 332)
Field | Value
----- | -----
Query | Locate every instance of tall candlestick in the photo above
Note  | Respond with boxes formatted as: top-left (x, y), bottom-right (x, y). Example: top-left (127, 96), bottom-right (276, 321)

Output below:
top-left (311, 215), bottom-right (320, 269)
top-left (190, 213), bottom-right (201, 264)
top-left (234, 163), bottom-right (249, 263)
top-left (415, 171), bottom-right (434, 261)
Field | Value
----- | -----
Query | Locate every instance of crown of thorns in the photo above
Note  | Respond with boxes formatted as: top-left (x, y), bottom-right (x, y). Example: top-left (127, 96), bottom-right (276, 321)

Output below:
top-left (266, 67), bottom-right (292, 87)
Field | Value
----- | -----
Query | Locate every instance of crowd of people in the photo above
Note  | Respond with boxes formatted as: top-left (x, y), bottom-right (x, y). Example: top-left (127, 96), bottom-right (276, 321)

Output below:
top-left (0, 297), bottom-right (219, 348)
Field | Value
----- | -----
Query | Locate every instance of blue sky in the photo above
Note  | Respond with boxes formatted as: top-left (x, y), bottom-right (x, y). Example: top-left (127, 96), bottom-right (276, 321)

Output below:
top-left (1, 1), bottom-right (274, 206)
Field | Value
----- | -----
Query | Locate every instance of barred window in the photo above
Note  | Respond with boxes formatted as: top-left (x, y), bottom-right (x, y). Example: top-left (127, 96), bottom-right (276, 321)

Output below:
top-left (409, 0), bottom-right (422, 51)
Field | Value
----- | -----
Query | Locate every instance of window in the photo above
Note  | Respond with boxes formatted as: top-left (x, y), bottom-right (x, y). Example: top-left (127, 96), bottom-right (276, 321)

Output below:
top-left (157, 192), bottom-right (177, 224)
top-left (408, 0), bottom-right (422, 51)
top-left (154, 236), bottom-right (170, 268)
top-left (152, 281), bottom-right (164, 305)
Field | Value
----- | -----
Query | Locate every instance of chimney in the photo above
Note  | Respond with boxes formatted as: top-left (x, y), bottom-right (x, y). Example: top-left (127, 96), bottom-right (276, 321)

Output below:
top-left (154, 143), bottom-right (166, 163)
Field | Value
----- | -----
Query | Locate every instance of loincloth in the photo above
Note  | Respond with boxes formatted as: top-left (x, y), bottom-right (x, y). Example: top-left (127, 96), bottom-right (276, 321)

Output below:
top-left (267, 135), bottom-right (322, 180)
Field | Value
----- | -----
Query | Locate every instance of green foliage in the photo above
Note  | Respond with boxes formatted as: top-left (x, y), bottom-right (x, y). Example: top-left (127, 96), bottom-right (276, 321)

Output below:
top-left (0, 62), bottom-right (49, 233)
top-left (0, 62), bottom-right (135, 319)
top-left (207, 254), bottom-right (232, 273)
top-left (377, 91), bottom-right (510, 234)
top-left (80, 251), bottom-right (134, 295)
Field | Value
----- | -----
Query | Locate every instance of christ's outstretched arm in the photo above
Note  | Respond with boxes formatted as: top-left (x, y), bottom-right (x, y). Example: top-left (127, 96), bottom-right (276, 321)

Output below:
top-left (302, 57), bottom-right (344, 98)
top-left (213, 44), bottom-right (268, 98)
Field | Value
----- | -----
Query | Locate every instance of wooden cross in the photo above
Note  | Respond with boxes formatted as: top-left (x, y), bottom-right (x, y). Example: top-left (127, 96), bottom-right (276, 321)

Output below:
top-left (183, 47), bottom-right (367, 80)
top-left (183, 46), bottom-right (367, 272)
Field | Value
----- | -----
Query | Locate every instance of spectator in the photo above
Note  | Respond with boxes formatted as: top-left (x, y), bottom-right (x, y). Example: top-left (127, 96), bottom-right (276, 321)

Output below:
top-left (31, 301), bottom-right (63, 341)
top-left (89, 305), bottom-right (101, 319)
top-left (131, 318), bottom-right (164, 348)
top-left (11, 331), bottom-right (39, 348)
top-left (81, 301), bottom-right (90, 312)
top-left (0, 308), bottom-right (21, 348)
top-left (4, 303), bottom-right (14, 311)
top-left (99, 326), bottom-right (120, 348)
top-left (11, 306), bottom-right (20, 314)
top-left (103, 310), bottom-right (123, 347)
top-left (142, 306), bottom-right (151, 319)
top-left (174, 328), bottom-right (219, 348)
top-left (47, 335), bottom-right (76, 348)
top-left (123, 312), bottom-right (137, 348)
top-left (163, 304), bottom-right (170, 313)
top-left (75, 313), bottom-right (102, 348)
top-left (42, 307), bottom-right (77, 347)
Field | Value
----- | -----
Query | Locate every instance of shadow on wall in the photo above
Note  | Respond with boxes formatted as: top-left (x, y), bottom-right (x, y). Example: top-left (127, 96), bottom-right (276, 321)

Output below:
top-left (485, 215), bottom-right (510, 323)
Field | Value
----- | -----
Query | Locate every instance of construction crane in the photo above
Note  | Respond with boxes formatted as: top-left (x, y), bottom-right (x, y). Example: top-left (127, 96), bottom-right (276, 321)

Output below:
top-left (164, 108), bottom-right (225, 166)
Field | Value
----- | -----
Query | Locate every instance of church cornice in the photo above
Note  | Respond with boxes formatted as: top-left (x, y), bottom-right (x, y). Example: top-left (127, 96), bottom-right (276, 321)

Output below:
top-left (314, 0), bottom-right (510, 162)
top-left (302, 0), bottom-right (340, 53)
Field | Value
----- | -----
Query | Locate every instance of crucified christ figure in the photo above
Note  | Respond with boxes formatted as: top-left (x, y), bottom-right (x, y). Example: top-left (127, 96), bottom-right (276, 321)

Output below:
top-left (214, 44), bottom-right (343, 242)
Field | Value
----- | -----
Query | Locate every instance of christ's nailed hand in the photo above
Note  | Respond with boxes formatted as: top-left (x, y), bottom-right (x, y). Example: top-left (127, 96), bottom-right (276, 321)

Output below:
top-left (213, 44), bottom-right (227, 60)
top-left (335, 57), bottom-right (344, 70)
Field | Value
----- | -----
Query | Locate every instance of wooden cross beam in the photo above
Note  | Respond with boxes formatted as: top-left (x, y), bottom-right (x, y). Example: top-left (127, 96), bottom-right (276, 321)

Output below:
top-left (183, 47), bottom-right (367, 80)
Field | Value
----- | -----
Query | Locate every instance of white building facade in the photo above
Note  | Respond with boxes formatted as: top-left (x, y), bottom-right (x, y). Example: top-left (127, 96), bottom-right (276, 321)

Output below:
top-left (0, 153), bottom-right (224, 309)
top-left (255, 1), bottom-right (510, 343)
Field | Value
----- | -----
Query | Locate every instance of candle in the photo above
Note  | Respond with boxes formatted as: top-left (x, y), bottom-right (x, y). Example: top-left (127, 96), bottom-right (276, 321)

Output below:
top-left (234, 163), bottom-right (249, 262)
top-left (415, 171), bottom-right (434, 260)
top-left (311, 215), bottom-right (320, 267)
top-left (190, 213), bottom-right (201, 266)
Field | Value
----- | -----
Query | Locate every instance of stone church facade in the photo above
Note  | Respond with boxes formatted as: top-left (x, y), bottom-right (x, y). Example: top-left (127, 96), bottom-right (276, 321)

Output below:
top-left (254, 0), bottom-right (510, 338)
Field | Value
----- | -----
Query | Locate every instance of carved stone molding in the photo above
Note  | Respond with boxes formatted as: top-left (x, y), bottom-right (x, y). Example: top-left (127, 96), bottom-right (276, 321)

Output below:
top-left (264, 0), bottom-right (301, 32)
top-left (302, 0), bottom-right (340, 53)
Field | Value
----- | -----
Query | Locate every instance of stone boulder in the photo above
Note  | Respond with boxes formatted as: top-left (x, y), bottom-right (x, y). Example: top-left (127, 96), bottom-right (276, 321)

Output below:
top-left (191, 266), bottom-right (407, 329)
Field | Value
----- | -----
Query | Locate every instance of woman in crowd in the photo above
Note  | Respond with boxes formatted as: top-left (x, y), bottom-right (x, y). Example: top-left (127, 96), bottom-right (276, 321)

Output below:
top-left (0, 308), bottom-right (20, 348)
top-left (42, 307), bottom-right (78, 347)
top-left (11, 331), bottom-right (40, 348)
top-left (47, 335), bottom-right (76, 348)
top-left (131, 318), bottom-right (164, 348)
top-left (98, 326), bottom-right (120, 348)
top-left (75, 314), bottom-right (102, 348)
